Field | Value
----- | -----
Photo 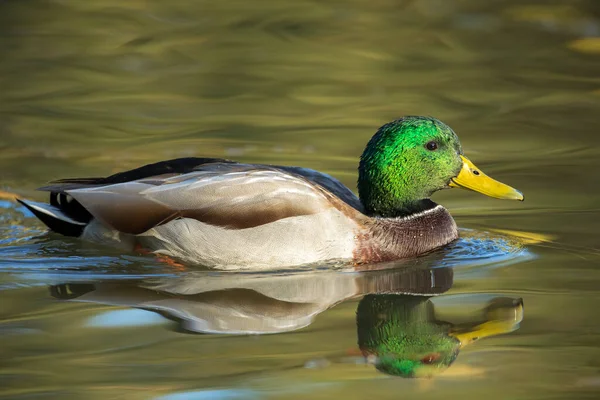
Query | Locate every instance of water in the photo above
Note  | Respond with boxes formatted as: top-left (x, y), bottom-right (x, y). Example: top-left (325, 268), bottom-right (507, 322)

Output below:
top-left (1, 0), bottom-right (600, 398)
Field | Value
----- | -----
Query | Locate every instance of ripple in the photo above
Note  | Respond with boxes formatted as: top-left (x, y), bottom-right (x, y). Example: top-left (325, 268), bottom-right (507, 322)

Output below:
top-left (436, 228), bottom-right (535, 272)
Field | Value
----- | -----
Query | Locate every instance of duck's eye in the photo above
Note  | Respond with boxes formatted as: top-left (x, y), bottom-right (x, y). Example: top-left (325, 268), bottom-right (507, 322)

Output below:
top-left (425, 141), bottom-right (438, 151)
top-left (420, 353), bottom-right (441, 364)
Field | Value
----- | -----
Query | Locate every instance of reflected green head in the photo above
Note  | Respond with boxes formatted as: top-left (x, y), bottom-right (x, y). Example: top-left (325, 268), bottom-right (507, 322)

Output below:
top-left (357, 294), bottom-right (462, 378)
top-left (374, 336), bottom-right (460, 378)
top-left (358, 116), bottom-right (463, 217)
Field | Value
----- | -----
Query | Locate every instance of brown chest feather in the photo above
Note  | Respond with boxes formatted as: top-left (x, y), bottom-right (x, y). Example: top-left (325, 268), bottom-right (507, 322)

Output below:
top-left (353, 206), bottom-right (458, 264)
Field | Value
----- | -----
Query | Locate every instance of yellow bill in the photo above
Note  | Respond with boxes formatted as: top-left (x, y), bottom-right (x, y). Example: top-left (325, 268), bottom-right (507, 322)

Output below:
top-left (449, 155), bottom-right (524, 201)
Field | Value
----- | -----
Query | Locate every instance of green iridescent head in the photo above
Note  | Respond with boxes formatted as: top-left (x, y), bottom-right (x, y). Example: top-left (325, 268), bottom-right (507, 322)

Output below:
top-left (358, 116), bottom-right (463, 217)
top-left (358, 116), bottom-right (524, 217)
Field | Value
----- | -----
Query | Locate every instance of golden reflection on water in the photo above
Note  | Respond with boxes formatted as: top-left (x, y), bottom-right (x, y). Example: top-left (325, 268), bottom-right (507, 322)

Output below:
top-left (1, 0), bottom-right (600, 399)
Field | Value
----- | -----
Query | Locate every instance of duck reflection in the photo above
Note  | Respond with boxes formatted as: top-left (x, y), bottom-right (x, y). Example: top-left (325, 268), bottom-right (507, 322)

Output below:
top-left (49, 264), bottom-right (523, 377)
top-left (357, 293), bottom-right (523, 378)
top-left (50, 265), bottom-right (452, 334)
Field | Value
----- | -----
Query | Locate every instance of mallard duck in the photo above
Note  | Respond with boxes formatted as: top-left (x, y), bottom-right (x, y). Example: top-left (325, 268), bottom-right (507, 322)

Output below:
top-left (18, 116), bottom-right (523, 269)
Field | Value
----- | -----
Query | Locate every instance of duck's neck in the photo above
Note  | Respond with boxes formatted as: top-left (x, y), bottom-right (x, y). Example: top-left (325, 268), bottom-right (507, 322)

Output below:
top-left (359, 190), bottom-right (431, 218)
top-left (357, 173), bottom-right (437, 218)
top-left (360, 194), bottom-right (439, 218)
top-left (388, 199), bottom-right (439, 218)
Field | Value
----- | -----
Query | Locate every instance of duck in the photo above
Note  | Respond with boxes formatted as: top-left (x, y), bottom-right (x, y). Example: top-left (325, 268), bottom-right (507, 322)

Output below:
top-left (18, 116), bottom-right (524, 270)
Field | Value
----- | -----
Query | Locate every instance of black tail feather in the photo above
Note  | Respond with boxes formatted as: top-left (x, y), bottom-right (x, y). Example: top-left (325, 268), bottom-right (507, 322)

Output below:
top-left (17, 199), bottom-right (87, 237)
top-left (24, 157), bottom-right (237, 238)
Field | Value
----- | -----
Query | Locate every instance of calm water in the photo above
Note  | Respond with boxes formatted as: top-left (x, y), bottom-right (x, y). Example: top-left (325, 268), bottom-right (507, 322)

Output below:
top-left (1, 0), bottom-right (600, 398)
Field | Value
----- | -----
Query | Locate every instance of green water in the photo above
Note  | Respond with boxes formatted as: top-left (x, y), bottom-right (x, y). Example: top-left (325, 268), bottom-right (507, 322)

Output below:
top-left (1, 0), bottom-right (600, 398)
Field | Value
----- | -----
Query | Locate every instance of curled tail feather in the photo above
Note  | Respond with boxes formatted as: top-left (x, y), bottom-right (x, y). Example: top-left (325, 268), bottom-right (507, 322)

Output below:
top-left (17, 198), bottom-right (88, 237)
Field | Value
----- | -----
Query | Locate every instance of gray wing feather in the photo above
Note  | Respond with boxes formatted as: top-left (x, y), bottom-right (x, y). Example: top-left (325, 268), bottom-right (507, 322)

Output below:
top-left (66, 167), bottom-right (344, 234)
top-left (278, 166), bottom-right (364, 212)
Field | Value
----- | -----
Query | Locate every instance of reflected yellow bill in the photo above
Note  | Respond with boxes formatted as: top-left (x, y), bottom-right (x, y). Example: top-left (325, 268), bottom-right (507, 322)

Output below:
top-left (449, 300), bottom-right (524, 349)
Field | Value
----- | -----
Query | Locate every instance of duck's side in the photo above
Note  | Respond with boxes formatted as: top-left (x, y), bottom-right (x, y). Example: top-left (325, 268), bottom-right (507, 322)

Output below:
top-left (15, 158), bottom-right (357, 269)
top-left (131, 196), bottom-right (363, 269)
